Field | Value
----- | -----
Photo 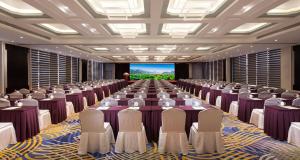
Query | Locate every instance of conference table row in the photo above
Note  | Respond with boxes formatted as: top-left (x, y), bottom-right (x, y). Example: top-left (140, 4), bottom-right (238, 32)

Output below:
top-left (98, 105), bottom-right (211, 142)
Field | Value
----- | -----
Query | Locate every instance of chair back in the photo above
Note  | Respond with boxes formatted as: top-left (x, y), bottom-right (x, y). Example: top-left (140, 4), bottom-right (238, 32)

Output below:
top-left (53, 88), bottom-right (65, 94)
top-left (19, 88), bottom-right (30, 95)
top-left (273, 88), bottom-right (286, 94)
top-left (257, 88), bottom-right (271, 93)
top-left (84, 86), bottom-right (94, 91)
top-left (31, 92), bottom-right (46, 100)
top-left (258, 92), bottom-right (273, 100)
top-left (71, 89), bottom-right (82, 93)
top-left (238, 92), bottom-right (251, 99)
top-left (0, 98), bottom-right (10, 107)
top-left (197, 109), bottom-right (223, 132)
top-left (264, 98), bottom-right (285, 109)
top-left (177, 92), bottom-right (191, 99)
top-left (239, 88), bottom-right (250, 93)
top-left (50, 93), bottom-right (66, 99)
top-left (161, 108), bottom-right (186, 132)
top-left (100, 97), bottom-right (118, 107)
top-left (36, 88), bottom-right (47, 94)
top-left (134, 92), bottom-right (147, 99)
top-left (19, 98), bottom-right (39, 107)
top-left (157, 92), bottom-right (170, 99)
top-left (281, 91), bottom-right (299, 100)
top-left (128, 98), bottom-right (145, 107)
top-left (118, 109), bottom-right (142, 132)
top-left (80, 109), bottom-right (105, 132)
top-left (158, 98), bottom-right (176, 107)
top-left (9, 91), bottom-right (23, 99)
top-left (113, 92), bottom-right (126, 99)
top-left (292, 98), bottom-right (300, 108)
top-left (185, 98), bottom-right (202, 107)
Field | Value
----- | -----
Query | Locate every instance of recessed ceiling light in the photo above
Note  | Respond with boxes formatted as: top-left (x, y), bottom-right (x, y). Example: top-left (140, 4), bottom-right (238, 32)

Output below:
top-left (90, 28), bottom-right (97, 33)
top-left (156, 45), bottom-right (177, 53)
top-left (267, 48), bottom-right (270, 50)
top-left (116, 48), bottom-right (120, 50)
top-left (128, 45), bottom-right (148, 53)
top-left (56, 46), bottom-right (59, 49)
top-left (81, 23), bottom-right (88, 27)
top-left (161, 23), bottom-right (201, 38)
top-left (39, 23), bottom-right (78, 34)
top-left (230, 23), bottom-right (270, 34)
top-left (19, 36), bottom-right (23, 39)
top-left (112, 56), bottom-right (122, 58)
top-left (0, 0), bottom-right (43, 16)
top-left (10, 40), bottom-right (14, 42)
top-left (250, 45), bottom-right (254, 48)
top-left (209, 27), bottom-right (218, 33)
top-left (184, 47), bottom-right (189, 50)
top-left (182, 56), bottom-right (191, 58)
top-left (196, 46), bottom-right (211, 51)
top-left (93, 47), bottom-right (109, 51)
top-left (267, 0), bottom-right (300, 16)
top-left (274, 39), bottom-right (278, 42)
top-left (107, 23), bottom-right (146, 38)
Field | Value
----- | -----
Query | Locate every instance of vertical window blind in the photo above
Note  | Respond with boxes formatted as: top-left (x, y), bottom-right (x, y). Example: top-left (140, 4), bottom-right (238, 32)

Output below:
top-left (230, 49), bottom-right (281, 88)
top-left (92, 61), bottom-right (103, 80)
top-left (72, 57), bottom-right (79, 83)
top-left (191, 60), bottom-right (225, 81)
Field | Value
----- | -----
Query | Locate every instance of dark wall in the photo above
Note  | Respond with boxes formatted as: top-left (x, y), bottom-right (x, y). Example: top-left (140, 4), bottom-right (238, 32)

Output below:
top-left (103, 63), bottom-right (114, 79)
top-left (293, 45), bottom-right (300, 90)
top-left (81, 59), bottom-right (87, 82)
top-left (115, 63), bottom-right (129, 79)
top-left (6, 44), bottom-right (29, 93)
top-left (175, 63), bottom-right (189, 80)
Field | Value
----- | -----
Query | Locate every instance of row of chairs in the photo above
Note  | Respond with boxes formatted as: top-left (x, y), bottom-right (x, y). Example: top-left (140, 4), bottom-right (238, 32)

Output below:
top-left (78, 108), bottom-right (224, 155)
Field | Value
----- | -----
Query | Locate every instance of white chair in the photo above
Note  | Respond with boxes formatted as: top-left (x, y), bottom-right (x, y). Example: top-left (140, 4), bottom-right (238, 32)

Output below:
top-left (78, 109), bottom-right (115, 154)
top-left (288, 122), bottom-right (300, 147)
top-left (115, 109), bottom-right (147, 153)
top-left (250, 98), bottom-right (284, 129)
top-left (158, 108), bottom-right (188, 154)
top-left (100, 98), bottom-right (118, 107)
top-left (292, 98), bottom-right (300, 108)
top-left (50, 93), bottom-right (75, 117)
top-left (19, 98), bottom-right (52, 130)
top-left (215, 96), bottom-right (221, 109)
top-left (177, 92), bottom-right (191, 99)
top-left (0, 123), bottom-right (17, 151)
top-left (0, 98), bottom-right (10, 107)
top-left (31, 92), bottom-right (46, 100)
top-left (157, 92), bottom-right (170, 99)
top-left (205, 92), bottom-right (210, 104)
top-left (229, 92), bottom-right (251, 116)
top-left (9, 91), bottom-right (23, 99)
top-left (189, 109), bottom-right (224, 154)
top-left (113, 92), bottom-right (126, 99)
top-left (134, 92), bottom-right (147, 99)
top-left (128, 98), bottom-right (145, 107)
top-left (19, 88), bottom-right (30, 95)
top-left (53, 88), bottom-right (65, 94)
top-left (158, 98), bottom-right (176, 107)
top-left (185, 98), bottom-right (202, 107)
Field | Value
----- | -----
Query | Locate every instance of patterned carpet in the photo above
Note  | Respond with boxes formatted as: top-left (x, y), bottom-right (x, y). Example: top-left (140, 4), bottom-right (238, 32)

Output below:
top-left (1, 109), bottom-right (300, 160)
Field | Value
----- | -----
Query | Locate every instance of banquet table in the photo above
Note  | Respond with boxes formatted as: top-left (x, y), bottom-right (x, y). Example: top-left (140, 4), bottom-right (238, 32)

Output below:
top-left (238, 98), bottom-right (265, 123)
top-left (0, 106), bottom-right (39, 142)
top-left (264, 105), bottom-right (300, 141)
top-left (209, 89), bottom-right (222, 105)
top-left (102, 86), bottom-right (110, 97)
top-left (82, 90), bottom-right (95, 106)
top-left (221, 92), bottom-right (238, 112)
top-left (201, 87), bottom-right (210, 100)
top-left (100, 105), bottom-right (209, 142)
top-left (66, 93), bottom-right (83, 113)
top-left (194, 85), bottom-right (202, 97)
top-left (117, 98), bottom-right (185, 106)
top-left (39, 98), bottom-right (67, 124)
top-left (93, 87), bottom-right (104, 101)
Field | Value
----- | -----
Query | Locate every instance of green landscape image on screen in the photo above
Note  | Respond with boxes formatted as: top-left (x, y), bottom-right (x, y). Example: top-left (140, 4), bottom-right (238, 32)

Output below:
top-left (130, 63), bottom-right (175, 80)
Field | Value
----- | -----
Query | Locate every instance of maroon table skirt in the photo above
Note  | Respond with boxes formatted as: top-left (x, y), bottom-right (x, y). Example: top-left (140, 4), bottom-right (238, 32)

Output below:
top-left (66, 93), bottom-right (84, 113)
top-left (0, 106), bottom-right (40, 142)
top-left (117, 98), bottom-right (185, 106)
top-left (238, 98), bottom-right (265, 123)
top-left (39, 98), bottom-right (67, 124)
top-left (102, 105), bottom-right (206, 142)
top-left (102, 86), bottom-right (110, 97)
top-left (194, 85), bottom-right (202, 97)
top-left (201, 87), bottom-right (210, 100)
top-left (221, 93), bottom-right (238, 112)
top-left (264, 105), bottom-right (300, 141)
top-left (209, 89), bottom-right (222, 105)
top-left (82, 90), bottom-right (95, 106)
top-left (93, 87), bottom-right (104, 101)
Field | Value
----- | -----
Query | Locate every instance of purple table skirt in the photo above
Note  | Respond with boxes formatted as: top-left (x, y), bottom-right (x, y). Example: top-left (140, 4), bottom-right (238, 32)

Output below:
top-left (93, 87), bottom-right (104, 101)
top-left (0, 106), bottom-right (40, 142)
top-left (194, 85), bottom-right (202, 97)
top-left (102, 105), bottom-right (207, 142)
top-left (201, 87), bottom-right (210, 100)
top-left (66, 93), bottom-right (83, 113)
top-left (82, 90), bottom-right (95, 106)
top-left (264, 105), bottom-right (300, 141)
top-left (221, 93), bottom-right (238, 112)
top-left (102, 86), bottom-right (110, 97)
top-left (117, 98), bottom-right (185, 106)
top-left (209, 89), bottom-right (222, 105)
top-left (238, 98), bottom-right (265, 123)
top-left (39, 98), bottom-right (67, 124)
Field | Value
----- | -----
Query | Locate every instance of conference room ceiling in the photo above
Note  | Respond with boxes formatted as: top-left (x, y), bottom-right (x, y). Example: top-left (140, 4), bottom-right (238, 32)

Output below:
top-left (0, 0), bottom-right (300, 62)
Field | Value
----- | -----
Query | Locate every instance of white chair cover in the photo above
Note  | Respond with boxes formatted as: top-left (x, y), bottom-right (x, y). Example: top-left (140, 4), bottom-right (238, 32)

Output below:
top-left (215, 96), bottom-right (222, 109)
top-left (185, 98), bottom-right (202, 107)
top-left (0, 98), bottom-right (10, 108)
top-left (115, 109), bottom-right (147, 153)
top-left (258, 92), bottom-right (273, 100)
top-left (71, 89), bottom-right (82, 93)
top-left (288, 122), bottom-right (300, 147)
top-left (9, 91), bottom-right (23, 99)
top-left (100, 98), bottom-right (118, 107)
top-left (128, 98), bottom-right (145, 107)
top-left (205, 92), bottom-right (210, 104)
top-left (159, 108), bottom-right (188, 154)
top-left (189, 109), bottom-right (224, 154)
top-left (158, 98), bottom-right (176, 107)
top-left (157, 92), bottom-right (170, 99)
top-left (113, 92), bottom-right (126, 99)
top-left (19, 88), bottom-right (30, 95)
top-left (31, 92), bottom-right (46, 100)
top-left (53, 88), bottom-right (65, 94)
top-left (19, 98), bottom-right (52, 130)
top-left (36, 88), bottom-right (47, 94)
top-left (134, 92), bottom-right (147, 99)
top-left (292, 98), bottom-right (300, 107)
top-left (177, 92), bottom-right (190, 99)
top-left (0, 123), bottom-right (17, 151)
top-left (78, 109), bottom-right (115, 154)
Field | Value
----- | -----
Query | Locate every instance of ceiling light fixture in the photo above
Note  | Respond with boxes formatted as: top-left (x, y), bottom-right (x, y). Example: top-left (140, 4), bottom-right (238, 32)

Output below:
top-left (128, 45), bottom-right (148, 53)
top-left (167, 0), bottom-right (227, 20)
top-left (85, 0), bottom-right (144, 19)
top-left (107, 23), bottom-right (146, 38)
top-left (230, 23), bottom-right (270, 34)
top-left (156, 45), bottom-right (177, 53)
top-left (267, 0), bottom-right (300, 16)
top-left (0, 0), bottom-right (43, 16)
top-left (209, 27), bottom-right (218, 33)
top-left (161, 23), bottom-right (201, 38)
top-left (93, 47), bottom-right (109, 51)
top-left (39, 23), bottom-right (78, 34)
top-left (196, 46), bottom-right (211, 51)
